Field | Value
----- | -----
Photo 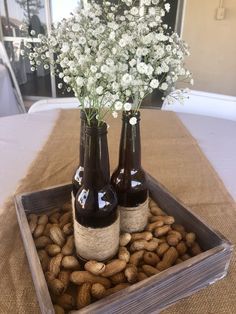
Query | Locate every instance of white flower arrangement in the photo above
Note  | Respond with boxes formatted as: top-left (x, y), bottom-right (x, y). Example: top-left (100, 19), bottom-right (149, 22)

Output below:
top-left (23, 0), bottom-right (192, 125)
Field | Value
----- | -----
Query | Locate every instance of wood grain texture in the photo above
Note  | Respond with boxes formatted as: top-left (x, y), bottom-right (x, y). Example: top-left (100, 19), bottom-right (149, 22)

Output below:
top-left (14, 176), bottom-right (233, 314)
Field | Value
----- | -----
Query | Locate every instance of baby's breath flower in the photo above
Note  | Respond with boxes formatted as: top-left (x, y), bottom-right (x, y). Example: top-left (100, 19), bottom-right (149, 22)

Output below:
top-left (96, 86), bottom-right (104, 95)
top-left (101, 65), bottom-right (109, 73)
top-left (137, 62), bottom-right (147, 74)
top-left (109, 31), bottom-right (116, 40)
top-left (79, 37), bottom-right (86, 45)
top-left (150, 79), bottom-right (159, 89)
top-left (129, 117), bottom-right (137, 125)
top-left (63, 76), bottom-right (71, 84)
top-left (90, 66), bottom-right (97, 73)
top-left (143, 0), bottom-right (151, 5)
top-left (130, 7), bottom-right (139, 15)
top-left (129, 59), bottom-right (136, 67)
top-left (149, 7), bottom-right (156, 16)
top-left (96, 73), bottom-right (102, 79)
top-left (76, 77), bottom-right (84, 87)
top-left (72, 24), bottom-right (80, 32)
top-left (106, 58), bottom-right (114, 66)
top-left (146, 64), bottom-right (154, 76)
top-left (124, 102), bottom-right (132, 111)
top-left (165, 3), bottom-right (171, 12)
top-left (61, 43), bottom-right (70, 53)
top-left (140, 91), bottom-right (145, 98)
top-left (121, 73), bottom-right (132, 86)
top-left (125, 90), bottom-right (131, 97)
top-left (112, 82), bottom-right (119, 91)
top-left (115, 101), bottom-right (123, 110)
top-left (119, 39), bottom-right (126, 47)
top-left (160, 83), bottom-right (168, 90)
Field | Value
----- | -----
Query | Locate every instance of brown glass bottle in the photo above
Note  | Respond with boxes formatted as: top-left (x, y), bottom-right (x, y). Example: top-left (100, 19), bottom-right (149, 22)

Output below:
top-left (74, 122), bottom-right (119, 261)
top-left (111, 110), bottom-right (148, 233)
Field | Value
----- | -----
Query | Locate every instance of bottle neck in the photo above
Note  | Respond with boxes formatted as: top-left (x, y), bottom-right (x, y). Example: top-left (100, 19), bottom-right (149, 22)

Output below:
top-left (79, 110), bottom-right (87, 166)
top-left (79, 108), bottom-right (98, 166)
top-left (118, 111), bottom-right (141, 169)
top-left (83, 123), bottom-right (110, 189)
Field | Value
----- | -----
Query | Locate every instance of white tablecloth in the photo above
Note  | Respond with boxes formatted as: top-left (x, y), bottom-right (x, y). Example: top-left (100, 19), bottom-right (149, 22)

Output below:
top-left (178, 113), bottom-right (236, 203)
top-left (0, 110), bottom-right (236, 208)
top-left (0, 64), bottom-right (21, 117)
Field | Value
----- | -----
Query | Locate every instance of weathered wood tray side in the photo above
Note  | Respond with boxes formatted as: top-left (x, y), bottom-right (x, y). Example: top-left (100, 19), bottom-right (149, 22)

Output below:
top-left (15, 176), bottom-right (233, 314)
top-left (15, 192), bottom-right (55, 314)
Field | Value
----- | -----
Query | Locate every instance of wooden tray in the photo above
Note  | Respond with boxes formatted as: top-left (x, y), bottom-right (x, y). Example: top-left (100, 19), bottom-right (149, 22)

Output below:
top-left (14, 174), bottom-right (233, 314)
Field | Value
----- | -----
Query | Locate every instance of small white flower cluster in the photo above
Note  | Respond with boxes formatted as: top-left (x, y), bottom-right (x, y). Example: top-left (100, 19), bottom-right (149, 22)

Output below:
top-left (23, 0), bottom-right (192, 125)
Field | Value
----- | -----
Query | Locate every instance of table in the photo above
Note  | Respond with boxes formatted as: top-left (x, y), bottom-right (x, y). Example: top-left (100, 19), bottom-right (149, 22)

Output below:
top-left (0, 109), bottom-right (235, 314)
top-left (1, 110), bottom-right (236, 207)
top-left (0, 64), bottom-right (22, 117)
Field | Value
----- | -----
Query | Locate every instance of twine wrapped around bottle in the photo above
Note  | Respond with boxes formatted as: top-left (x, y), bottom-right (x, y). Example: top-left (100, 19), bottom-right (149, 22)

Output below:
top-left (74, 213), bottom-right (120, 261)
top-left (118, 198), bottom-right (149, 233)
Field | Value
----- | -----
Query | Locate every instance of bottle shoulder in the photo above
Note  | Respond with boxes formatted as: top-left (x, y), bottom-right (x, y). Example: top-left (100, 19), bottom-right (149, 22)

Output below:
top-left (75, 184), bottom-right (117, 210)
top-left (111, 167), bottom-right (147, 189)
top-left (112, 166), bottom-right (146, 176)
top-left (74, 184), bottom-right (118, 228)
top-left (111, 167), bottom-right (148, 207)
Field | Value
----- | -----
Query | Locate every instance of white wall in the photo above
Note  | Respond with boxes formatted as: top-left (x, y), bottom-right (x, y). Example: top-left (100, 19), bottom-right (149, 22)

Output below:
top-left (182, 0), bottom-right (236, 96)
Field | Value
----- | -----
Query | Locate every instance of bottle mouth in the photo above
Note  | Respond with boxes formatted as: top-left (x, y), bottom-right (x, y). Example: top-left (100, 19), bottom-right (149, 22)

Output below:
top-left (85, 122), bottom-right (107, 135)
top-left (80, 109), bottom-right (87, 120)
top-left (80, 109), bottom-right (98, 122)
top-left (122, 110), bottom-right (140, 121)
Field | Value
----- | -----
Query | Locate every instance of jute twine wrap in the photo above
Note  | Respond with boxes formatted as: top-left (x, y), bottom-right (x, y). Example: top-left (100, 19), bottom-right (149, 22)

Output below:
top-left (72, 192), bottom-right (120, 261)
top-left (0, 109), bottom-right (235, 313)
top-left (74, 213), bottom-right (120, 261)
top-left (119, 198), bottom-right (149, 233)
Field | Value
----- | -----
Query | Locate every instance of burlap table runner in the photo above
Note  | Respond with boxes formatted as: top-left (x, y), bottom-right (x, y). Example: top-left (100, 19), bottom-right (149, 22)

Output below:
top-left (0, 109), bottom-right (235, 314)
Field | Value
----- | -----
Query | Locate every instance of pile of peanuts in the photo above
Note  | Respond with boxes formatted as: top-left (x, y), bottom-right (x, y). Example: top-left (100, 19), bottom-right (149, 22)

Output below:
top-left (27, 199), bottom-right (203, 314)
